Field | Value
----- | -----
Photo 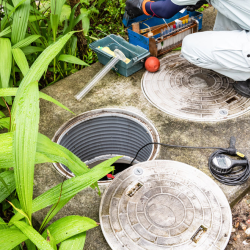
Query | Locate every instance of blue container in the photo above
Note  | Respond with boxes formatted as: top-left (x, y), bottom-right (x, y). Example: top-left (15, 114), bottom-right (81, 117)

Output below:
top-left (89, 34), bottom-right (150, 77)
top-left (123, 9), bottom-right (203, 51)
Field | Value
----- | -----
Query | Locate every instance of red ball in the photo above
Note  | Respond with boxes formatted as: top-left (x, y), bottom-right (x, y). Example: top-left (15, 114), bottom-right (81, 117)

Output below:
top-left (145, 57), bottom-right (160, 73)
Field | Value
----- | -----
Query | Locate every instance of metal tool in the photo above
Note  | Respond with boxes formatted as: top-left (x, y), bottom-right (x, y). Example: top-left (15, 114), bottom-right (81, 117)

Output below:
top-left (211, 154), bottom-right (248, 174)
top-left (75, 49), bottom-right (126, 101)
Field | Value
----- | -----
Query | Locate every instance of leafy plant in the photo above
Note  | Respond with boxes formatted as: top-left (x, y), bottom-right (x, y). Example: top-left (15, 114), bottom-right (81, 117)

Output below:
top-left (0, 0), bottom-right (90, 106)
top-left (0, 31), bottom-right (119, 250)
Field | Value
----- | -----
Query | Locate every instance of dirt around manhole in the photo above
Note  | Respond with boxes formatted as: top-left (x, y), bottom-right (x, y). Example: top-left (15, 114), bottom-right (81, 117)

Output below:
top-left (226, 193), bottom-right (250, 250)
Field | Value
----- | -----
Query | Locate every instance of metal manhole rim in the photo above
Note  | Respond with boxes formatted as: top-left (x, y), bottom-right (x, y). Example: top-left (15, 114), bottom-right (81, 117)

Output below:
top-left (141, 54), bottom-right (250, 122)
top-left (99, 160), bottom-right (232, 250)
top-left (52, 108), bottom-right (160, 182)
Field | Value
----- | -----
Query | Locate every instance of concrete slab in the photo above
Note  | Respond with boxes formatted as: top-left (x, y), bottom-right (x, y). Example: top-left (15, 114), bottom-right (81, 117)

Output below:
top-left (33, 7), bottom-right (250, 250)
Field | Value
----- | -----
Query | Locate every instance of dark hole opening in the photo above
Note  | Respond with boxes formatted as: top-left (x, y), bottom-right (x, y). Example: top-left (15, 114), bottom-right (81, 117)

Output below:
top-left (100, 162), bottom-right (131, 181)
top-left (226, 97), bottom-right (237, 104)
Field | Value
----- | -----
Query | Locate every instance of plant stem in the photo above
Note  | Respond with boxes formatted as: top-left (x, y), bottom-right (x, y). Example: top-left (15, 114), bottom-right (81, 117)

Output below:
top-left (12, 60), bottom-right (16, 86)
top-left (1, 97), bottom-right (11, 132)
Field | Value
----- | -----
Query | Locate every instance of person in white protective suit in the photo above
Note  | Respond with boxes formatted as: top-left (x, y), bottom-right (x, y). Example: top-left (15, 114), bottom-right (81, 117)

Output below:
top-left (125, 0), bottom-right (250, 97)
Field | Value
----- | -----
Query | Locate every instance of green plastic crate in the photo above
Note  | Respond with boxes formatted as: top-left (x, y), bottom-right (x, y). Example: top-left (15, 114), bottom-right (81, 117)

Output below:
top-left (89, 34), bottom-right (150, 77)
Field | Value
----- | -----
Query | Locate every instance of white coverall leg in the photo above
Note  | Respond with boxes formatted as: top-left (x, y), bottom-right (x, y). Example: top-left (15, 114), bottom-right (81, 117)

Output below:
top-left (171, 0), bottom-right (250, 81)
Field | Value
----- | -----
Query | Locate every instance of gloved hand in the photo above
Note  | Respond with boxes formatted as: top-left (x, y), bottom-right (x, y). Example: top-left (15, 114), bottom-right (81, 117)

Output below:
top-left (125, 0), bottom-right (145, 18)
top-left (186, 0), bottom-right (207, 11)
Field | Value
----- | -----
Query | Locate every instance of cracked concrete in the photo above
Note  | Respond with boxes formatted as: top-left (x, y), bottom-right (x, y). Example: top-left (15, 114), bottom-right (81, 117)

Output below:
top-left (33, 7), bottom-right (250, 250)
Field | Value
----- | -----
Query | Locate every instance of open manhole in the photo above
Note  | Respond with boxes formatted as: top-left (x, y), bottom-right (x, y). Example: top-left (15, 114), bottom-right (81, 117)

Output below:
top-left (142, 52), bottom-right (250, 121)
top-left (52, 109), bottom-right (160, 182)
top-left (100, 160), bottom-right (232, 249)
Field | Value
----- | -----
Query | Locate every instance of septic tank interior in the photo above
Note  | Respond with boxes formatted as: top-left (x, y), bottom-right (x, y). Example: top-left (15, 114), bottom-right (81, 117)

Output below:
top-left (33, 8), bottom-right (250, 250)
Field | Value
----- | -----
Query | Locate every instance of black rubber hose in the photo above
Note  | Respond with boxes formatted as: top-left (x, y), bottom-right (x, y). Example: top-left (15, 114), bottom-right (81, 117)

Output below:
top-left (130, 141), bottom-right (250, 186)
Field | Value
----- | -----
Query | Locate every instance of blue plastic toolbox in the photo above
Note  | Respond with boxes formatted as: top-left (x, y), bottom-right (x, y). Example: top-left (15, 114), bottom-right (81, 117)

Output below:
top-left (123, 9), bottom-right (203, 57)
top-left (89, 34), bottom-right (150, 77)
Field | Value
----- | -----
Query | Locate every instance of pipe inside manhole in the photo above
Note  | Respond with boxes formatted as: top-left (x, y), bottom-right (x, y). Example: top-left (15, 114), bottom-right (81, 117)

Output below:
top-left (52, 109), bottom-right (160, 183)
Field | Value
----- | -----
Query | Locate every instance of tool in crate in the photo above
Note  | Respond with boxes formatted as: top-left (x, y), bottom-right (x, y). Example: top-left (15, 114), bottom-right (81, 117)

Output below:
top-left (123, 9), bottom-right (203, 57)
top-left (146, 15), bottom-right (199, 57)
top-left (75, 34), bottom-right (150, 101)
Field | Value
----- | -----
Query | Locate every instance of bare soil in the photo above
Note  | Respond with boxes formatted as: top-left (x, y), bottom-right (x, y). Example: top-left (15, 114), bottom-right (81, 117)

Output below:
top-left (226, 193), bottom-right (250, 250)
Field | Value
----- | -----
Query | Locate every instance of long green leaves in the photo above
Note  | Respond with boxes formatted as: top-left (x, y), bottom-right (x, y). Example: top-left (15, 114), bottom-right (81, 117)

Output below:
top-left (0, 38), bottom-right (12, 104)
top-left (11, 31), bottom-right (75, 131)
top-left (13, 80), bottom-right (40, 221)
top-left (12, 35), bottom-right (41, 49)
top-left (0, 117), bottom-right (10, 129)
top-left (10, 157), bottom-right (119, 223)
top-left (21, 46), bottom-right (44, 55)
top-left (0, 87), bottom-right (73, 114)
top-left (42, 216), bottom-right (97, 244)
top-left (14, 221), bottom-right (54, 250)
top-left (59, 232), bottom-right (86, 250)
top-left (40, 197), bottom-right (73, 230)
top-left (12, 48), bottom-right (29, 76)
top-left (11, 0), bottom-right (31, 44)
top-left (58, 54), bottom-right (89, 66)
top-left (0, 171), bottom-right (16, 203)
top-left (0, 229), bottom-right (28, 250)
top-left (0, 26), bottom-right (11, 38)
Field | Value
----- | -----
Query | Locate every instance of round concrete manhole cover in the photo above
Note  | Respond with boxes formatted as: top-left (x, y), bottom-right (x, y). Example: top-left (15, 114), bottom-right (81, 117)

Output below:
top-left (142, 53), bottom-right (250, 121)
top-left (100, 160), bottom-right (232, 250)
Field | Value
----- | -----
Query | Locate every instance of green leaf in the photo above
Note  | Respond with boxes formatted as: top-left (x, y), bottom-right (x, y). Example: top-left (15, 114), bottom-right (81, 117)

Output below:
top-left (40, 197), bottom-right (73, 230)
top-left (60, 5), bottom-right (71, 25)
top-left (25, 239), bottom-right (37, 250)
top-left (51, 0), bottom-right (66, 16)
top-left (45, 230), bottom-right (57, 250)
top-left (11, 0), bottom-right (31, 44)
top-left (0, 131), bottom-right (88, 172)
top-left (0, 87), bottom-right (18, 96)
top-left (58, 54), bottom-right (89, 66)
top-left (82, 16), bottom-right (90, 35)
top-left (36, 133), bottom-right (89, 176)
top-left (8, 200), bottom-right (32, 225)
top-left (1, 0), bottom-right (27, 30)
top-left (0, 133), bottom-right (14, 168)
top-left (0, 228), bottom-right (28, 250)
top-left (10, 31), bottom-right (75, 132)
top-left (12, 48), bottom-right (29, 76)
top-left (72, 13), bottom-right (88, 28)
top-left (0, 110), bottom-right (6, 118)
top-left (0, 26), bottom-right (11, 38)
top-left (12, 35), bottom-right (41, 49)
top-left (0, 217), bottom-right (8, 230)
top-left (13, 80), bottom-right (40, 221)
top-left (0, 87), bottom-right (73, 114)
top-left (0, 171), bottom-right (16, 203)
top-left (0, 38), bottom-right (12, 104)
top-left (21, 46), bottom-right (44, 55)
top-left (10, 157), bottom-right (119, 224)
top-left (13, 221), bottom-right (54, 250)
top-left (51, 14), bottom-right (59, 41)
top-left (10, 198), bottom-right (22, 214)
top-left (70, 36), bottom-right (77, 55)
top-left (59, 232), bottom-right (86, 250)
top-left (39, 92), bottom-right (74, 114)
top-left (42, 216), bottom-right (97, 244)
top-left (64, 3), bottom-right (80, 34)
top-left (0, 117), bottom-right (10, 130)
top-left (29, 15), bottom-right (46, 22)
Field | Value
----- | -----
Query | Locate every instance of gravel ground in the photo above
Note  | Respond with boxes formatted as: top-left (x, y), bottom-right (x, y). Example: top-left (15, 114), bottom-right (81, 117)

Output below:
top-left (226, 193), bottom-right (250, 250)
